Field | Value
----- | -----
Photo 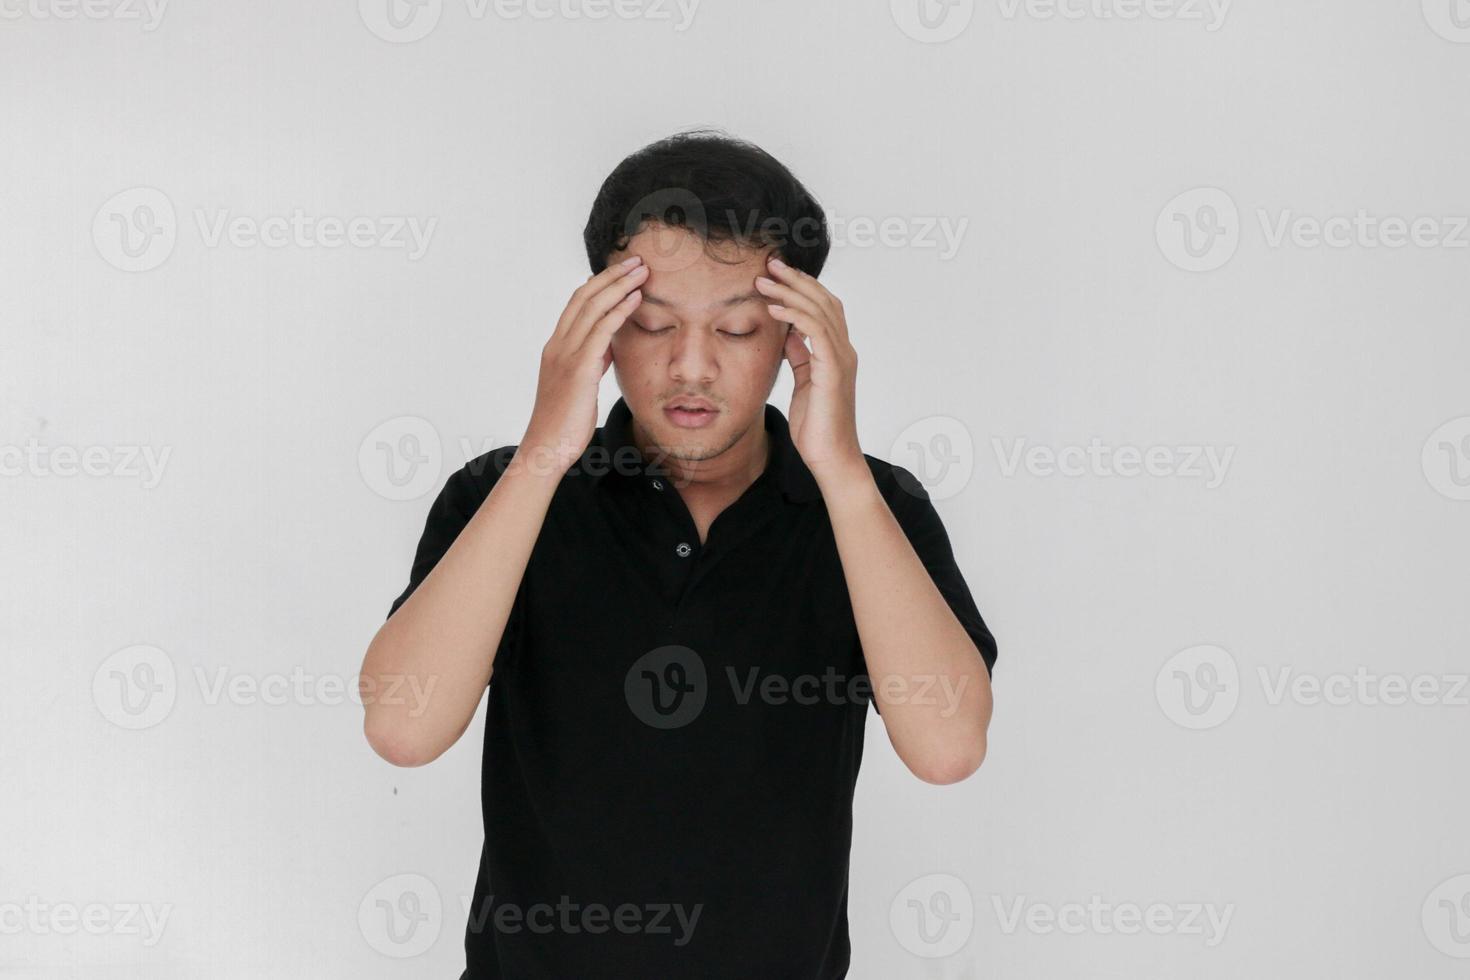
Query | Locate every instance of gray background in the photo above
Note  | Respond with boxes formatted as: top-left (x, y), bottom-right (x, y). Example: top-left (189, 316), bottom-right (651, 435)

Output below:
top-left (3, 0), bottom-right (1469, 976)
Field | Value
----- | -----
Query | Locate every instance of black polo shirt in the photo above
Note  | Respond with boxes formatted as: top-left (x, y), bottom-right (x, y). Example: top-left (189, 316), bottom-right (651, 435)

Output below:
top-left (388, 395), bottom-right (996, 980)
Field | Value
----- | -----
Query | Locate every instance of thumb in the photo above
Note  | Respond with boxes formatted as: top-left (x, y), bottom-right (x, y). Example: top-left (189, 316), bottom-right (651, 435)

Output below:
top-left (783, 328), bottom-right (810, 369)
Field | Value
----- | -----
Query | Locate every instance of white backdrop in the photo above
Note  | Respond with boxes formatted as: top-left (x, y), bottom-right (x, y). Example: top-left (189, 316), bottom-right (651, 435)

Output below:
top-left (3, 1), bottom-right (1469, 977)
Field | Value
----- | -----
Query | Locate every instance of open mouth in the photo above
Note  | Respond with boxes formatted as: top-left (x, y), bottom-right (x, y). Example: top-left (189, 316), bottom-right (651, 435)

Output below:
top-left (664, 402), bottom-right (719, 428)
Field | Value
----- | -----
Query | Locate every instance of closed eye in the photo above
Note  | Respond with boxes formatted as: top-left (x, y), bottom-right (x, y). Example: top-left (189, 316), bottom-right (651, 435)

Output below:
top-left (632, 321), bottom-right (759, 339)
top-left (718, 321), bottom-right (765, 338)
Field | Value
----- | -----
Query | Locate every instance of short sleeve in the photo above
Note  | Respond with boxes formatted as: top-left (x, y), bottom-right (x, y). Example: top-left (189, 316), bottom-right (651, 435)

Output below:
top-left (386, 450), bottom-right (525, 663)
top-left (882, 463), bottom-right (998, 677)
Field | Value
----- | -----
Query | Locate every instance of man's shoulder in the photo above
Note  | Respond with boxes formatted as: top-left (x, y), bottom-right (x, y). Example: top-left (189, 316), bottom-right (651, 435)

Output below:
top-left (448, 445), bottom-right (522, 497)
top-left (857, 451), bottom-right (934, 509)
top-left (444, 435), bottom-right (628, 499)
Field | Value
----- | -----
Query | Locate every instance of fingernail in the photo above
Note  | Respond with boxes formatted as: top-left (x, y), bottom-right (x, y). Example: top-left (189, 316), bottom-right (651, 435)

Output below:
top-left (621, 256), bottom-right (642, 268)
top-left (756, 276), bottom-right (776, 288)
top-left (768, 256), bottom-right (787, 269)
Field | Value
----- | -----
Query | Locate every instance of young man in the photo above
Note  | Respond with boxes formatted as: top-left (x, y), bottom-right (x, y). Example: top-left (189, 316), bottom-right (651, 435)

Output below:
top-left (360, 131), bottom-right (997, 979)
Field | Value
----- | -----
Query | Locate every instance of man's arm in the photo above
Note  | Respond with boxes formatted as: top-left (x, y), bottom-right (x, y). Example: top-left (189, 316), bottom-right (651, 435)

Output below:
top-left (360, 458), bottom-right (560, 767)
top-left (821, 463), bottom-right (994, 785)
top-left (359, 254), bottom-right (649, 767)
top-left (755, 253), bottom-right (994, 785)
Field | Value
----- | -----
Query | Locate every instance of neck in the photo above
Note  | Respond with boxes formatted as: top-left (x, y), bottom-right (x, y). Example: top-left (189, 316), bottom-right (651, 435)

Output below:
top-left (631, 412), bottom-right (771, 496)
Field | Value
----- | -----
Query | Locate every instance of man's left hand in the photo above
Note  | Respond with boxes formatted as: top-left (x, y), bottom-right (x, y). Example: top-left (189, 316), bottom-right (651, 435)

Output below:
top-left (756, 254), bottom-right (864, 483)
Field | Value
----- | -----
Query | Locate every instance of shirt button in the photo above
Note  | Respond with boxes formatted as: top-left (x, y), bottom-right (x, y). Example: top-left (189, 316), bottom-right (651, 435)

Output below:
top-left (675, 542), bottom-right (693, 558)
top-left (651, 479), bottom-right (663, 491)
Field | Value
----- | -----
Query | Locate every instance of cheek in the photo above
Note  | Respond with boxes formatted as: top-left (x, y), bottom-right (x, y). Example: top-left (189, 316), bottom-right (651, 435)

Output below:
top-left (609, 326), bottom-right (638, 355)
top-left (609, 329), bottom-right (660, 369)
top-left (726, 339), bottom-right (785, 388)
top-left (743, 329), bottom-right (785, 362)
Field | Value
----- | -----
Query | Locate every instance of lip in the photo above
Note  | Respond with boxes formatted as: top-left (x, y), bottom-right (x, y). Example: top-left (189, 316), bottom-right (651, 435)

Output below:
top-left (663, 401), bottom-right (719, 429)
top-left (666, 396), bottom-right (716, 412)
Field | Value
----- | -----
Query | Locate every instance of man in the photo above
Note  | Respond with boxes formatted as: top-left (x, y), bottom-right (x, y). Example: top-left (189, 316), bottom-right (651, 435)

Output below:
top-left (360, 130), bottom-right (997, 979)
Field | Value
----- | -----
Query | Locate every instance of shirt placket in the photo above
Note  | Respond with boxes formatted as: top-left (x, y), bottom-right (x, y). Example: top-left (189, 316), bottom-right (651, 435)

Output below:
top-left (644, 475), bottom-right (704, 613)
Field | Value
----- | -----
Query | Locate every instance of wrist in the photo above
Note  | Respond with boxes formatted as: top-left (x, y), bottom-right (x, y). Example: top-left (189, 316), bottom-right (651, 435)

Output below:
top-left (812, 454), bottom-right (878, 508)
top-left (506, 438), bottom-right (580, 485)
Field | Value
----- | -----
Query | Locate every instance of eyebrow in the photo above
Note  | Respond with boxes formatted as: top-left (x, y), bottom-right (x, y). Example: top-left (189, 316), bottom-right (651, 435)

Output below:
top-left (639, 290), bottom-right (765, 311)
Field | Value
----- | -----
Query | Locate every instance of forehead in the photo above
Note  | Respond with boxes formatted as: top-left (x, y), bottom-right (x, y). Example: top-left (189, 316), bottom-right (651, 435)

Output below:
top-left (612, 224), bottom-right (771, 313)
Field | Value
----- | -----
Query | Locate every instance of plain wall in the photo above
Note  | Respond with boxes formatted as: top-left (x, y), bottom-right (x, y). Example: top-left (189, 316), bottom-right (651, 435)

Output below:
top-left (3, 0), bottom-right (1469, 976)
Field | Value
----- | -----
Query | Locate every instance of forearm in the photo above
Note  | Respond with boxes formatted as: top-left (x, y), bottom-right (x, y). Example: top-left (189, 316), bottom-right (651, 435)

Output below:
top-left (820, 464), bottom-right (993, 784)
top-left (361, 450), bottom-right (560, 766)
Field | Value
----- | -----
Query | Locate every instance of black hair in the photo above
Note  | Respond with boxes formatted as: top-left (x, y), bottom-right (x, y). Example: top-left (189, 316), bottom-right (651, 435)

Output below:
top-left (582, 129), bottom-right (830, 277)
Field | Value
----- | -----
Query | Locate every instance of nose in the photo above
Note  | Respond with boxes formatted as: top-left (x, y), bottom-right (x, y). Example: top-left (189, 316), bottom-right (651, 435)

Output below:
top-left (667, 324), bottom-right (718, 385)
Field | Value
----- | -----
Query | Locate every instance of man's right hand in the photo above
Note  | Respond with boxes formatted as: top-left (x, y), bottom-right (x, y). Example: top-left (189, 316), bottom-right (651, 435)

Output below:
top-left (519, 255), bottom-right (648, 477)
top-left (362, 257), bottom-right (649, 768)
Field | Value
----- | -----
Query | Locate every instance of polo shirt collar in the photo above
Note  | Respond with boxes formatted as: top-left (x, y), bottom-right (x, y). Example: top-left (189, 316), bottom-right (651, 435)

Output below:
top-left (590, 395), bottom-right (820, 504)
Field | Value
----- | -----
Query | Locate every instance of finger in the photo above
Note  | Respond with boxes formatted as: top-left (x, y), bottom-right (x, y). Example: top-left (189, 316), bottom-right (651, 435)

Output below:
top-left (766, 255), bottom-right (842, 325)
top-left (765, 257), bottom-right (847, 345)
top-left (767, 303), bottom-right (835, 367)
top-left (567, 263), bottom-right (648, 344)
top-left (557, 258), bottom-right (637, 338)
top-left (754, 275), bottom-right (826, 322)
top-left (555, 256), bottom-right (643, 339)
top-left (782, 325), bottom-right (811, 373)
top-left (579, 288), bottom-right (643, 360)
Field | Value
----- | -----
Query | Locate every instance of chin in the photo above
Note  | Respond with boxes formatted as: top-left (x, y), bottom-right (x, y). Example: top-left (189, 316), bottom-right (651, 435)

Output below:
top-left (654, 422), bottom-right (727, 459)
top-left (658, 435), bottom-right (723, 462)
